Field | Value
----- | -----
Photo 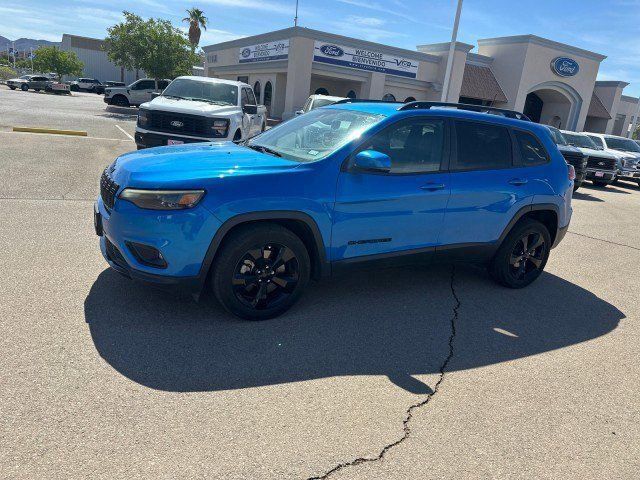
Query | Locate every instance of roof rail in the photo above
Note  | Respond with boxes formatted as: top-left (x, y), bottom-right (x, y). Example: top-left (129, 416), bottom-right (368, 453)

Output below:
top-left (398, 101), bottom-right (531, 121)
top-left (333, 98), bottom-right (401, 105)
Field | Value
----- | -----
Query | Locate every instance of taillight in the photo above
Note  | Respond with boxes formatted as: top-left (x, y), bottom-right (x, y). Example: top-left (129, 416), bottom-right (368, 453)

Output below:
top-left (567, 164), bottom-right (576, 181)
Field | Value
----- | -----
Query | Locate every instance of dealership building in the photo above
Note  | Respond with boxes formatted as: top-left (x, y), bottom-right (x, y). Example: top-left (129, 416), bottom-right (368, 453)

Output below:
top-left (203, 26), bottom-right (639, 135)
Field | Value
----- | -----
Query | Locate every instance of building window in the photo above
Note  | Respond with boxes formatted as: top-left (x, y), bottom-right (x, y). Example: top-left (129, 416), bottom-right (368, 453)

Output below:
top-left (382, 93), bottom-right (396, 102)
top-left (264, 81), bottom-right (273, 116)
top-left (404, 96), bottom-right (416, 103)
top-left (347, 90), bottom-right (356, 99)
top-left (254, 81), bottom-right (261, 103)
top-left (315, 87), bottom-right (330, 95)
top-left (237, 76), bottom-right (249, 84)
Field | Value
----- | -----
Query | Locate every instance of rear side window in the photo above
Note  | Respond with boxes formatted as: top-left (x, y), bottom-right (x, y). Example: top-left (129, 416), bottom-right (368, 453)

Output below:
top-left (454, 121), bottom-right (512, 170)
top-left (587, 135), bottom-right (603, 148)
top-left (514, 130), bottom-right (549, 166)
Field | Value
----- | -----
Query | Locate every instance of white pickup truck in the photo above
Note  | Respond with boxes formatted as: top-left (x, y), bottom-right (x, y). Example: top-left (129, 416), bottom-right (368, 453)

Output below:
top-left (134, 76), bottom-right (267, 149)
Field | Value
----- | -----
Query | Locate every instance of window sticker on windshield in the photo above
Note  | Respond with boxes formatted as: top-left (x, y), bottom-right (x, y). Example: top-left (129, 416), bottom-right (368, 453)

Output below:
top-left (308, 150), bottom-right (320, 156)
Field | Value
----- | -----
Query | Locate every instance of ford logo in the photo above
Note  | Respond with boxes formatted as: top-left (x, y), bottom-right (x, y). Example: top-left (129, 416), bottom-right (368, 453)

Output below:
top-left (320, 44), bottom-right (344, 57)
top-left (241, 48), bottom-right (251, 58)
top-left (551, 57), bottom-right (579, 77)
top-left (170, 120), bottom-right (184, 128)
top-left (598, 161), bottom-right (605, 166)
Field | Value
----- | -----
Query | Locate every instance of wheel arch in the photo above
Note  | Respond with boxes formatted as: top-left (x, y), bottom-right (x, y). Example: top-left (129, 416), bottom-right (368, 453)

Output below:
top-left (198, 211), bottom-right (330, 287)
top-left (499, 204), bottom-right (560, 247)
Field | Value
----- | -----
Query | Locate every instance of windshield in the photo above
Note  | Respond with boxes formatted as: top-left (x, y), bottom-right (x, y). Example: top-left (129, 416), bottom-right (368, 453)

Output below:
top-left (547, 127), bottom-right (567, 145)
top-left (563, 132), bottom-right (598, 149)
top-left (162, 78), bottom-right (238, 105)
top-left (604, 136), bottom-right (640, 152)
top-left (247, 108), bottom-right (385, 162)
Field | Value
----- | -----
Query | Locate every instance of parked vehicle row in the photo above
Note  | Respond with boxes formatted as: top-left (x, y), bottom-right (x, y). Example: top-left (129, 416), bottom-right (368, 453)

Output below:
top-left (95, 100), bottom-right (574, 320)
top-left (6, 74), bottom-right (69, 94)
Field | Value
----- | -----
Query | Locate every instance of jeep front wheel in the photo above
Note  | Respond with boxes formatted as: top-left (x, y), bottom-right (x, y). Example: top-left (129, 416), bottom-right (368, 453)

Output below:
top-left (489, 218), bottom-right (551, 289)
top-left (211, 223), bottom-right (310, 320)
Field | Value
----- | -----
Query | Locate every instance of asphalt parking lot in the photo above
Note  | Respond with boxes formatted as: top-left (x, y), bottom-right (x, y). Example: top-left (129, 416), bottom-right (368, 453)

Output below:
top-left (1, 86), bottom-right (638, 479)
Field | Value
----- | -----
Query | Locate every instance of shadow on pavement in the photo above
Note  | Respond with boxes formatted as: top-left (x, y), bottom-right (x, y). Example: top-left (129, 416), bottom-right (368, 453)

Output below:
top-left (581, 183), bottom-right (631, 195)
top-left (572, 190), bottom-right (604, 202)
top-left (85, 264), bottom-right (623, 393)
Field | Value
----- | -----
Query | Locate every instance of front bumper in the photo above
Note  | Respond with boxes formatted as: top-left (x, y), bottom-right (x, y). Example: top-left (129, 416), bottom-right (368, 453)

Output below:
top-left (135, 128), bottom-right (223, 149)
top-left (94, 196), bottom-right (221, 296)
top-left (617, 169), bottom-right (640, 180)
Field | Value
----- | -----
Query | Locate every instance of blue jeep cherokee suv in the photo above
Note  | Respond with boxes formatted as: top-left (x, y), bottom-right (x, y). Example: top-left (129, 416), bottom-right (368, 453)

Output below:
top-left (95, 101), bottom-right (573, 319)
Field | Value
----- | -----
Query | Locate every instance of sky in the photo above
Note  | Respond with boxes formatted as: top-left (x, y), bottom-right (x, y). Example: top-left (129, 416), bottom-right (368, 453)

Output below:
top-left (2, 0), bottom-right (640, 95)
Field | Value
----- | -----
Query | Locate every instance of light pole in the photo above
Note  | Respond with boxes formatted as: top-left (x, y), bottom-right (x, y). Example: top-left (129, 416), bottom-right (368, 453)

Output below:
top-left (441, 0), bottom-right (464, 102)
top-left (294, 0), bottom-right (299, 26)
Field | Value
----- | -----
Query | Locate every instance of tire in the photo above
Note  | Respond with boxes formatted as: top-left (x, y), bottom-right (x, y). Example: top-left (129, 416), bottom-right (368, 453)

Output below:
top-left (489, 218), bottom-right (551, 289)
top-left (21, 84), bottom-right (28, 91)
top-left (211, 223), bottom-right (311, 320)
top-left (111, 95), bottom-right (130, 107)
top-left (70, 84), bottom-right (79, 92)
top-left (9, 86), bottom-right (16, 90)
top-left (591, 180), bottom-right (608, 187)
top-left (233, 129), bottom-right (242, 142)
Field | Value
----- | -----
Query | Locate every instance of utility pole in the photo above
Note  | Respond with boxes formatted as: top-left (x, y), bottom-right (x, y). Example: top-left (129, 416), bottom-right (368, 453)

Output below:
top-left (628, 96), bottom-right (640, 139)
top-left (294, 0), bottom-right (299, 26)
top-left (441, 0), bottom-right (464, 102)
top-left (30, 47), bottom-right (34, 73)
top-left (12, 41), bottom-right (16, 69)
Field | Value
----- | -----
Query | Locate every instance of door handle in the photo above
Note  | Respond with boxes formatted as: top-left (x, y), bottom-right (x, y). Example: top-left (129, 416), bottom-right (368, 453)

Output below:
top-left (420, 183), bottom-right (446, 191)
top-left (508, 178), bottom-right (528, 186)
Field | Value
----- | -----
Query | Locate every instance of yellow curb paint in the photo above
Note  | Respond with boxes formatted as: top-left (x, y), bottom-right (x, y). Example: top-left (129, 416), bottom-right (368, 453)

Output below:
top-left (12, 127), bottom-right (88, 137)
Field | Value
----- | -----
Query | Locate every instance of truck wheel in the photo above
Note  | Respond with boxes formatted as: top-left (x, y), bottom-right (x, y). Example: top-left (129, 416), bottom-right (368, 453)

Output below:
top-left (211, 223), bottom-right (311, 320)
top-left (489, 218), bottom-right (551, 289)
top-left (21, 84), bottom-right (28, 91)
top-left (70, 84), bottom-right (79, 92)
top-left (591, 180), bottom-right (607, 187)
top-left (233, 130), bottom-right (242, 142)
top-left (111, 95), bottom-right (129, 107)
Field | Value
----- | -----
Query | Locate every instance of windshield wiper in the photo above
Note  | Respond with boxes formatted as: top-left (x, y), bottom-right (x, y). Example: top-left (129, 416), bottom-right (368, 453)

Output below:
top-left (246, 144), bottom-right (282, 157)
top-left (185, 97), bottom-right (231, 105)
top-left (163, 94), bottom-right (187, 100)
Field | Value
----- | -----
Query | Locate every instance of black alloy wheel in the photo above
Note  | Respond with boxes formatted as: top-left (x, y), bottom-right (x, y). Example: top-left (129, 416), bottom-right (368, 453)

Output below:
top-left (232, 243), bottom-right (300, 310)
top-left (211, 223), bottom-right (310, 320)
top-left (490, 218), bottom-right (551, 288)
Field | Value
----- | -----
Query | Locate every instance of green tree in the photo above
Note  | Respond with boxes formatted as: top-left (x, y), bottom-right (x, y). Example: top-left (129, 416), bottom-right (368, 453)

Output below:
top-left (32, 46), bottom-right (83, 80)
top-left (0, 65), bottom-right (18, 81)
top-left (183, 8), bottom-right (207, 52)
top-left (105, 12), bottom-right (198, 82)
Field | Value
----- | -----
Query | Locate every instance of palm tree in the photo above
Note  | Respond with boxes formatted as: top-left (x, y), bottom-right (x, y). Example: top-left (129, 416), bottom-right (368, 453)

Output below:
top-left (183, 8), bottom-right (208, 52)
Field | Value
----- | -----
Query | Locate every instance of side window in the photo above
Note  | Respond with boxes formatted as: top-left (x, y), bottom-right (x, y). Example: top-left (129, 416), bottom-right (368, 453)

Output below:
top-left (241, 88), bottom-right (250, 107)
top-left (358, 118), bottom-right (445, 174)
top-left (454, 121), bottom-right (512, 171)
top-left (514, 130), bottom-right (549, 166)
top-left (246, 88), bottom-right (257, 105)
top-left (158, 80), bottom-right (169, 89)
top-left (588, 135), bottom-right (603, 148)
top-left (133, 80), bottom-right (154, 90)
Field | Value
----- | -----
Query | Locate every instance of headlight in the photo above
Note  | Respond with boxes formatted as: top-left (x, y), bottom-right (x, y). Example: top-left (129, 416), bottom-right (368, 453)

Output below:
top-left (211, 119), bottom-right (229, 137)
top-left (137, 109), bottom-right (151, 127)
top-left (119, 189), bottom-right (205, 210)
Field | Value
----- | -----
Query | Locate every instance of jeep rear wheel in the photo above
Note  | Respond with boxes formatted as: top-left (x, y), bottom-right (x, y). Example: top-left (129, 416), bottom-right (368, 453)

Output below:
top-left (490, 218), bottom-right (551, 289)
top-left (21, 84), bottom-right (28, 91)
top-left (211, 223), bottom-right (310, 320)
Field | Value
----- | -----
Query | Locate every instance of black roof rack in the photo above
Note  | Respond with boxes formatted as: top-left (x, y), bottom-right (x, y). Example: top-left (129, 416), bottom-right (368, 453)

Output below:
top-left (398, 101), bottom-right (531, 121)
top-left (333, 98), bottom-right (401, 105)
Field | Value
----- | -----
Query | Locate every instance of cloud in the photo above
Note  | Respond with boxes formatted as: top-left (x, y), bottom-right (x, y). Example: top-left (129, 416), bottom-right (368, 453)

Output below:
top-left (199, 0), bottom-right (293, 15)
top-left (346, 15), bottom-right (385, 27)
top-left (337, 0), bottom-right (447, 27)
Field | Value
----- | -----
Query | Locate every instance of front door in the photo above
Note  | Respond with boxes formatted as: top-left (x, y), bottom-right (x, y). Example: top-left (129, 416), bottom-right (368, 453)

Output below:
top-left (129, 79), bottom-right (155, 105)
top-left (332, 116), bottom-right (451, 261)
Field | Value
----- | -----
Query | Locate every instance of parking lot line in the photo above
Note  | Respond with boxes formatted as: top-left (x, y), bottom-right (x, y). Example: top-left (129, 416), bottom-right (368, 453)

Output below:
top-left (13, 126), bottom-right (88, 136)
top-left (0, 131), bottom-right (131, 142)
top-left (115, 124), bottom-right (135, 141)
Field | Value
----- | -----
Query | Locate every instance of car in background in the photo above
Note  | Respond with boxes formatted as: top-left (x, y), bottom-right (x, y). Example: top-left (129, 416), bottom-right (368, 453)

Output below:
top-left (547, 126), bottom-right (587, 192)
top-left (94, 81), bottom-right (125, 94)
top-left (561, 130), bottom-right (617, 187)
top-left (295, 94), bottom-right (348, 115)
top-left (6, 74), bottom-right (34, 90)
top-left (104, 79), bottom-right (170, 107)
top-left (70, 78), bottom-right (102, 93)
top-left (45, 82), bottom-right (71, 95)
top-left (19, 75), bottom-right (55, 92)
top-left (135, 76), bottom-right (267, 149)
top-left (585, 133), bottom-right (640, 186)
top-left (95, 102), bottom-right (573, 320)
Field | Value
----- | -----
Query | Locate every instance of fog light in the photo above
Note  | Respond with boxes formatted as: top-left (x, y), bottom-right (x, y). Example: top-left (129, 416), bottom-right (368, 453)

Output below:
top-left (126, 241), bottom-right (167, 268)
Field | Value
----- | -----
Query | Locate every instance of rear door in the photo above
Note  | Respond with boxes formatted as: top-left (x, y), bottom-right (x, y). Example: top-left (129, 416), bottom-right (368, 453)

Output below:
top-left (440, 120), bottom-right (538, 246)
top-left (332, 116), bottom-right (451, 261)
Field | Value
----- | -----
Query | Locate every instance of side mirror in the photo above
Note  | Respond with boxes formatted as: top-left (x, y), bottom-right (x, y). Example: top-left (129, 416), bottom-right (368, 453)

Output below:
top-left (151, 92), bottom-right (161, 99)
top-left (353, 150), bottom-right (392, 173)
top-left (243, 104), bottom-right (258, 114)
top-left (295, 110), bottom-right (304, 116)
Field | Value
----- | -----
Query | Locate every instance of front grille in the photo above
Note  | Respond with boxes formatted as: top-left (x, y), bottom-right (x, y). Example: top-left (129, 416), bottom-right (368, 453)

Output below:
top-left (105, 238), bottom-right (128, 269)
top-left (148, 111), bottom-right (220, 138)
top-left (561, 152), bottom-right (587, 172)
top-left (100, 168), bottom-right (119, 212)
top-left (587, 156), bottom-right (616, 171)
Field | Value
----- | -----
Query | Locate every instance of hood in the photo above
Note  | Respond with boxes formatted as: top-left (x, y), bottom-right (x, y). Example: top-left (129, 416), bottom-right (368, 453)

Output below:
top-left (556, 144), bottom-right (582, 155)
top-left (110, 142), bottom-right (300, 188)
top-left (607, 148), bottom-right (640, 160)
top-left (572, 147), bottom-right (617, 159)
top-left (142, 96), bottom-right (239, 116)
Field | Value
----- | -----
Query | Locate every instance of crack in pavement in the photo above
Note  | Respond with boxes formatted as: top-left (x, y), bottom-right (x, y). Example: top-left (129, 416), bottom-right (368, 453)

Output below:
top-left (307, 265), bottom-right (460, 480)
top-left (568, 231), bottom-right (640, 252)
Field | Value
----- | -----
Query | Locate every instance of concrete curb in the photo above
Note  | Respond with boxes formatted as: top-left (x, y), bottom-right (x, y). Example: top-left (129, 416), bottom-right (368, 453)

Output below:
top-left (12, 127), bottom-right (88, 136)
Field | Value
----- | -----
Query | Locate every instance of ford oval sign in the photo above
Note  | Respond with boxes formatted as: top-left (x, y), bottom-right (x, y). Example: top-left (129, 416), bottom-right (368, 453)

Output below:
top-left (170, 120), bottom-right (184, 128)
top-left (551, 57), bottom-right (579, 77)
top-left (320, 45), bottom-right (344, 57)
